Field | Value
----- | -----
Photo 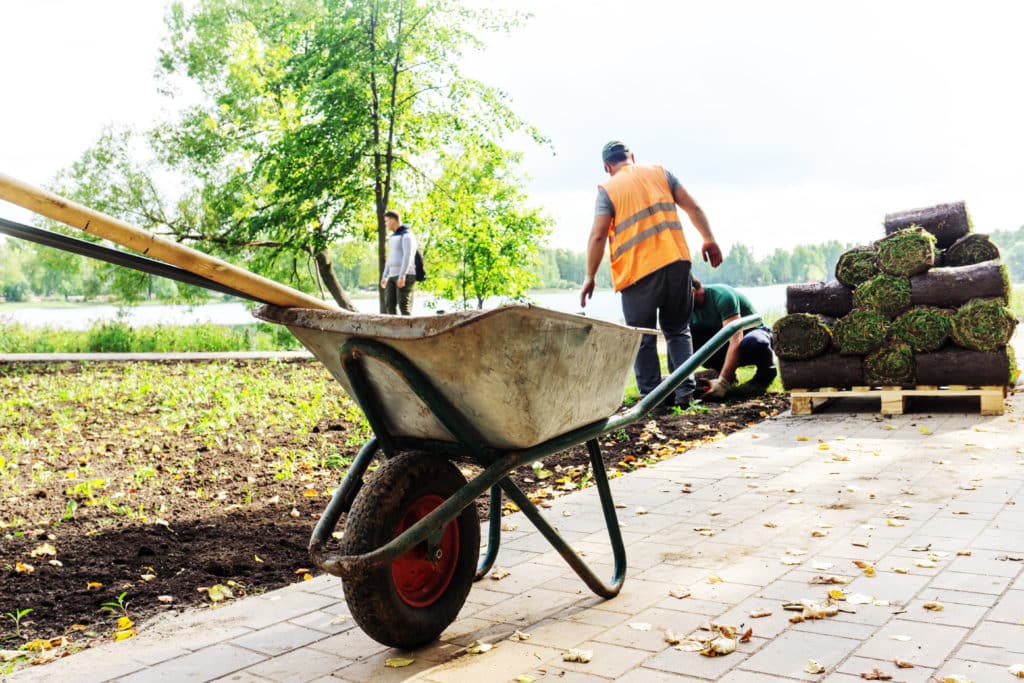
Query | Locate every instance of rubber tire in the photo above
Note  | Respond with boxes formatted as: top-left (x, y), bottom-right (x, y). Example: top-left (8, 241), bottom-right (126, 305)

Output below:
top-left (338, 451), bottom-right (479, 648)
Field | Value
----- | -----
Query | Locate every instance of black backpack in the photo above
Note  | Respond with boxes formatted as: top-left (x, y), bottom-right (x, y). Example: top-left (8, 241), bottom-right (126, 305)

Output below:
top-left (414, 250), bottom-right (426, 282)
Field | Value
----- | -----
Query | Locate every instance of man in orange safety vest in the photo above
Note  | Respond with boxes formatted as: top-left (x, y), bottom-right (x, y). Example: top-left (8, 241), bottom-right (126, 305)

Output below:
top-left (580, 140), bottom-right (723, 411)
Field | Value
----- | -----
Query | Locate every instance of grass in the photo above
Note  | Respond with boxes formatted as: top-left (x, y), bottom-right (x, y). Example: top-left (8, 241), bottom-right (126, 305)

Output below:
top-left (0, 320), bottom-right (302, 353)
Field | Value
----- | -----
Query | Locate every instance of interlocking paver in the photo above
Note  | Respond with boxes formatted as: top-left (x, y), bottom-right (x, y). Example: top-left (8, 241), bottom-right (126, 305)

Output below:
top-left (833, 655), bottom-right (934, 683)
top-left (593, 607), bottom-right (705, 652)
top-left (986, 588), bottom-right (1024, 624)
top-left (899, 598), bottom-right (989, 628)
top-left (242, 646), bottom-right (352, 682)
top-left (229, 622), bottom-right (328, 656)
top-left (737, 630), bottom-right (859, 680)
top-left (854, 620), bottom-right (968, 668)
top-left (966, 620), bottom-right (1024, 653)
top-left (113, 643), bottom-right (267, 682)
top-left (927, 570), bottom-right (1012, 595)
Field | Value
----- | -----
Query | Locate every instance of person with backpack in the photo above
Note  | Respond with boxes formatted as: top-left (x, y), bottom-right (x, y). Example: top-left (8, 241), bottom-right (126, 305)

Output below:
top-left (380, 209), bottom-right (420, 315)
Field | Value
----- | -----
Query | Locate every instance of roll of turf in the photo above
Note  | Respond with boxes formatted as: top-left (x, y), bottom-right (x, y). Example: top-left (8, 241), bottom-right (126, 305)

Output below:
top-left (863, 342), bottom-right (915, 387)
top-left (891, 307), bottom-right (952, 353)
top-left (772, 313), bottom-right (833, 360)
top-left (833, 308), bottom-right (890, 355)
top-left (951, 299), bottom-right (1018, 352)
top-left (854, 274), bottom-right (912, 319)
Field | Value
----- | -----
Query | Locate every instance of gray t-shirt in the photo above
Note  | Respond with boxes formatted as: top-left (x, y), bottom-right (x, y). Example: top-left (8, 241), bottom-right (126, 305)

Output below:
top-left (594, 168), bottom-right (682, 217)
top-left (384, 226), bottom-right (418, 278)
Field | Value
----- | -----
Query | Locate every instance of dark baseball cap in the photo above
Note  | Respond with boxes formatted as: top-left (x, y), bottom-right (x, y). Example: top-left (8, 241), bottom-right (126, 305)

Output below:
top-left (601, 140), bottom-right (631, 163)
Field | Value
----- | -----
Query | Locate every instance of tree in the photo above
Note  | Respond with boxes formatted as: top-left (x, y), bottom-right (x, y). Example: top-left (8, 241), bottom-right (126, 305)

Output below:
top-left (156, 0), bottom-right (542, 311)
top-left (412, 142), bottom-right (550, 309)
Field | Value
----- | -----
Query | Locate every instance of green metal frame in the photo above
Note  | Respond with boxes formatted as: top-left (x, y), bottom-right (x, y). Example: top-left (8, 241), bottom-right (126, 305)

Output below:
top-left (309, 314), bottom-right (764, 599)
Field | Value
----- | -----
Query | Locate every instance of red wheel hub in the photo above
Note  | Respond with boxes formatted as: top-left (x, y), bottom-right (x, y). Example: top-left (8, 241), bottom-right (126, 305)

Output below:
top-left (391, 494), bottom-right (460, 607)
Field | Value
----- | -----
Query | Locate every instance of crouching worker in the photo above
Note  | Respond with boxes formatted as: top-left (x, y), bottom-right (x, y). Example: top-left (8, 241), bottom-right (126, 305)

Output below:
top-left (690, 278), bottom-right (777, 399)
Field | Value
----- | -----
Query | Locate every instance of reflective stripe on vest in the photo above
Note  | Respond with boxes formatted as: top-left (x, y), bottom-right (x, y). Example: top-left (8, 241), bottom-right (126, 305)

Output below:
top-left (601, 164), bottom-right (691, 291)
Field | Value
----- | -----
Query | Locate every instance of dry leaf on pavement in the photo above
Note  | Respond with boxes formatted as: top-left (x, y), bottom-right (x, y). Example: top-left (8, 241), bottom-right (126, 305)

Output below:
top-left (859, 666), bottom-right (893, 680)
top-left (562, 648), bottom-right (593, 663)
top-left (699, 637), bottom-right (735, 657)
top-left (804, 659), bottom-right (826, 673)
top-left (385, 657), bottom-right (414, 668)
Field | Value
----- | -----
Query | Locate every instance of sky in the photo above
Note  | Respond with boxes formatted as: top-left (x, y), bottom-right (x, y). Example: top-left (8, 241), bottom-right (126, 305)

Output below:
top-left (3, 0), bottom-right (1024, 258)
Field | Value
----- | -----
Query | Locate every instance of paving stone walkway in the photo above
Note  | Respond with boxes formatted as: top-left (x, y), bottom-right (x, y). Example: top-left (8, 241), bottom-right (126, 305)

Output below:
top-left (7, 389), bottom-right (1022, 683)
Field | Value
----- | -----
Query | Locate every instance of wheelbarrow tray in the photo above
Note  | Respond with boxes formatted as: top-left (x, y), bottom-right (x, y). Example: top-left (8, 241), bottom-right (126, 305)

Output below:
top-left (255, 303), bottom-right (655, 449)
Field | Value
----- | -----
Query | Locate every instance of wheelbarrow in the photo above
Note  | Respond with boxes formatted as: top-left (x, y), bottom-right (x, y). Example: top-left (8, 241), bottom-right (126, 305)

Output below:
top-left (0, 173), bottom-right (763, 649)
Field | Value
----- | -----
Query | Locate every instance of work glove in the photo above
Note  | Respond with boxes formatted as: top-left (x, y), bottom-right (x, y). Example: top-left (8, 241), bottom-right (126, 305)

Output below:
top-left (702, 377), bottom-right (729, 399)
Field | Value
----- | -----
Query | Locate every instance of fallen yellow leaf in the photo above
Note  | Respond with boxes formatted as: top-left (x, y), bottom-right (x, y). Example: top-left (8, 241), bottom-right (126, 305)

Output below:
top-left (385, 657), bottom-right (414, 668)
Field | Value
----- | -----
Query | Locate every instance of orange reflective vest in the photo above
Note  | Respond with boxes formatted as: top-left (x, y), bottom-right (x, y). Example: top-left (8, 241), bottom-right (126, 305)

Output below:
top-left (600, 164), bottom-right (691, 291)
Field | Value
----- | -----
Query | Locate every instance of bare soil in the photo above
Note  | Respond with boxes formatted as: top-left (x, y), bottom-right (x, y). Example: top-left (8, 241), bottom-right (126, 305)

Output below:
top-left (0, 359), bottom-right (785, 664)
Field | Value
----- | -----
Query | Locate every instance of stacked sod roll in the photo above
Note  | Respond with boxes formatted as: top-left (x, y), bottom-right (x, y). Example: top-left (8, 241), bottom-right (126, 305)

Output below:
top-left (774, 201), bottom-right (1018, 389)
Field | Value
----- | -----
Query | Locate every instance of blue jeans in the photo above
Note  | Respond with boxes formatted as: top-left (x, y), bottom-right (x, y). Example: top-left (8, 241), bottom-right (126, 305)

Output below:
top-left (619, 261), bottom-right (695, 404)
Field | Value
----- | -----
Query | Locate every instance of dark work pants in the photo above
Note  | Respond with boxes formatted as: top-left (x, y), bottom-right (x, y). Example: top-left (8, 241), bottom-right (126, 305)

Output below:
top-left (384, 277), bottom-right (415, 315)
top-left (696, 326), bottom-right (777, 387)
top-left (620, 260), bottom-right (695, 404)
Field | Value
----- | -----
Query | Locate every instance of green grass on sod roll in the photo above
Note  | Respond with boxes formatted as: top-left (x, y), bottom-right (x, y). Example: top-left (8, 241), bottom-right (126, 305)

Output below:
top-left (772, 313), bottom-right (832, 360)
top-left (854, 274), bottom-right (912, 319)
top-left (833, 308), bottom-right (889, 354)
top-left (835, 246), bottom-right (879, 288)
top-left (876, 226), bottom-right (936, 276)
top-left (944, 233), bottom-right (1000, 267)
top-left (951, 298), bottom-right (1018, 352)
top-left (864, 342), bottom-right (915, 386)
top-left (891, 307), bottom-right (952, 353)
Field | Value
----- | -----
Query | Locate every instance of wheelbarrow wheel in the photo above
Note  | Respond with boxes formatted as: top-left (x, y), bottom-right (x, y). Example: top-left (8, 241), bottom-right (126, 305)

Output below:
top-left (338, 451), bottom-right (479, 649)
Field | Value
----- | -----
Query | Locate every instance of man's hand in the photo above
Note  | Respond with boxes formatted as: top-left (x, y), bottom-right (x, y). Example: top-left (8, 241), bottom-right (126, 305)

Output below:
top-left (702, 377), bottom-right (729, 399)
top-left (379, 276), bottom-right (387, 289)
top-left (579, 278), bottom-right (596, 308)
top-left (701, 241), bottom-right (723, 268)
top-left (397, 275), bottom-right (406, 289)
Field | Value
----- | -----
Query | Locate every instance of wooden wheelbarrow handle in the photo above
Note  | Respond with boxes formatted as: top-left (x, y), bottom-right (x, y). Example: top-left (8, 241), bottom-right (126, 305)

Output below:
top-left (0, 172), bottom-right (337, 311)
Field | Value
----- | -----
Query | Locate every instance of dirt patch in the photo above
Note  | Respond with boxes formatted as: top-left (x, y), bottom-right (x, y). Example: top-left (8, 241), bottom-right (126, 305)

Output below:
top-left (0, 359), bottom-right (785, 667)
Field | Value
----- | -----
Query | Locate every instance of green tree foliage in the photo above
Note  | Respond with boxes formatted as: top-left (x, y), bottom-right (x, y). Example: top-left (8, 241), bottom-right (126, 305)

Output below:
top-left (156, 0), bottom-right (542, 311)
top-left (411, 142), bottom-right (551, 309)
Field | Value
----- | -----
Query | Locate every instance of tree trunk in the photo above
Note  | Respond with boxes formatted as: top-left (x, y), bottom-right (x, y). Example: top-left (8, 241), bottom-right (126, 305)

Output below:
top-left (884, 201), bottom-right (970, 250)
top-left (779, 351), bottom-right (863, 389)
top-left (909, 260), bottom-right (1008, 306)
top-left (915, 347), bottom-right (1011, 386)
top-left (314, 250), bottom-right (356, 312)
top-left (786, 281), bottom-right (853, 317)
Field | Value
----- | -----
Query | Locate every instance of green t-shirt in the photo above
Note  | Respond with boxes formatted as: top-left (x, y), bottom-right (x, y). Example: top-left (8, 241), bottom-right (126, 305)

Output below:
top-left (690, 284), bottom-right (755, 337)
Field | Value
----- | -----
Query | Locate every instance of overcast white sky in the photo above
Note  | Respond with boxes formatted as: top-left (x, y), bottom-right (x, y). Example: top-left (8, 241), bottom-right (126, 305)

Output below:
top-left (3, 0), bottom-right (1024, 257)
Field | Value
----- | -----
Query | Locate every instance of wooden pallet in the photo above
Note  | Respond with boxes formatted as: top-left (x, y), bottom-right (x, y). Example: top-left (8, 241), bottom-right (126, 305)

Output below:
top-left (789, 385), bottom-right (1007, 416)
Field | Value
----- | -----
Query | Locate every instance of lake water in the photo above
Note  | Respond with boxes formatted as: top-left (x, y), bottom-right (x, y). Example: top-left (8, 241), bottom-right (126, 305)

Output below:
top-left (2, 284), bottom-right (790, 330)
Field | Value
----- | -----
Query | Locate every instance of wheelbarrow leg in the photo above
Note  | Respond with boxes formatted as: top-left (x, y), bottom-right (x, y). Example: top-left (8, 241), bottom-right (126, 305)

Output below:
top-left (309, 437), bottom-right (379, 557)
top-left (475, 485), bottom-right (503, 580)
top-left (497, 438), bottom-right (626, 598)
